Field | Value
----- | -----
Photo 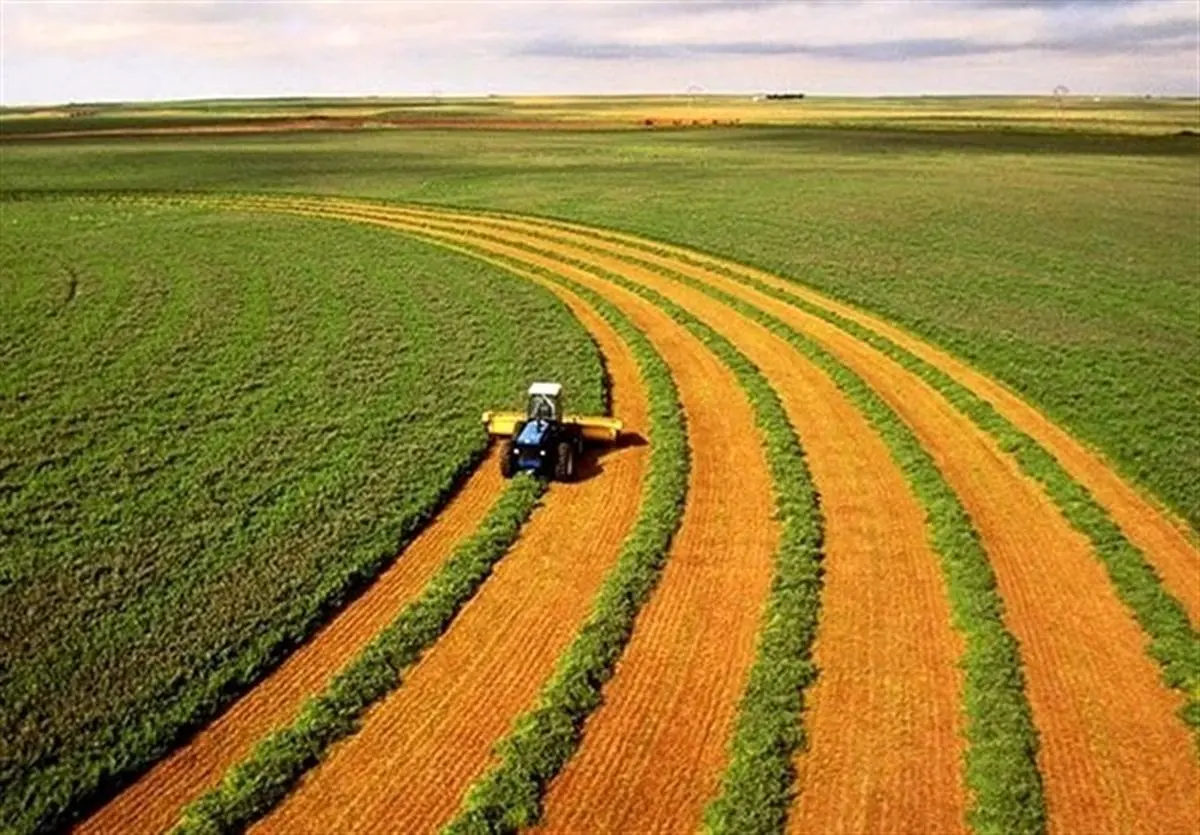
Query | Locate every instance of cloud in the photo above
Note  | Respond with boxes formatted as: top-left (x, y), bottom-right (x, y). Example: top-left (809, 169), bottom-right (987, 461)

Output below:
top-left (517, 8), bottom-right (1199, 62)
top-left (0, 0), bottom-right (1196, 104)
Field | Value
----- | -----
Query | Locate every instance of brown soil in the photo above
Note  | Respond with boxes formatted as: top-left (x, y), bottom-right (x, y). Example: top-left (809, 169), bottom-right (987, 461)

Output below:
top-left (250, 276), bottom-right (650, 834)
top-left (75, 452), bottom-right (506, 835)
top-left (315, 204), bottom-right (968, 833)
top-left (491, 214), bottom-right (1200, 623)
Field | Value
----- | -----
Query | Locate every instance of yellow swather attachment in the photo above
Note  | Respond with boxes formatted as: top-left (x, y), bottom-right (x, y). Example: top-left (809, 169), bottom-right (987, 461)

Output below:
top-left (482, 411), bottom-right (623, 444)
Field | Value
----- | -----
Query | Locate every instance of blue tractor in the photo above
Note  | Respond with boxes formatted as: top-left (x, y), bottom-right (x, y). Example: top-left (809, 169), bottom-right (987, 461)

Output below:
top-left (482, 382), bottom-right (622, 482)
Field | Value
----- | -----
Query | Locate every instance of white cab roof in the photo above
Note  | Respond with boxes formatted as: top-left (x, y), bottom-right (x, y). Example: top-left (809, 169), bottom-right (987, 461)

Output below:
top-left (528, 382), bottom-right (563, 397)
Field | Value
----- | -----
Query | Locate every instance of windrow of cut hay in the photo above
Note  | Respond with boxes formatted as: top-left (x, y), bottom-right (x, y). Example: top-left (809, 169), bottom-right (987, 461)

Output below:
top-left (174, 473), bottom-right (546, 833)
top-left (334, 214), bottom-right (781, 833)
top-left (0, 200), bottom-right (606, 835)
top-left (436, 258), bottom-right (689, 833)
top-left (247, 256), bottom-right (652, 834)
top-left (266, 199), bottom-right (1009, 832)
top-left (477, 209), bottom-right (1200, 629)
top-left (458, 208), bottom-right (1196, 833)
top-left (299, 203), bottom-right (965, 833)
top-left (78, 453), bottom-right (505, 835)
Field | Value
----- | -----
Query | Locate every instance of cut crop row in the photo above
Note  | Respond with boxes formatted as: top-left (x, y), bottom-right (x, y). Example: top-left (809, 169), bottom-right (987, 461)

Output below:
top-left (173, 474), bottom-right (545, 834)
top-left (355, 220), bottom-right (825, 834)
top-left (443, 225), bottom-right (1044, 834)
top-left (614, 241), bottom-right (1200, 739)
top-left (416, 253), bottom-right (692, 833)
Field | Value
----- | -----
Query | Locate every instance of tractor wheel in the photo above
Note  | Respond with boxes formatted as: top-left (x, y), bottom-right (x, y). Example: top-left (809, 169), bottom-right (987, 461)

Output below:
top-left (499, 441), bottom-right (516, 479)
top-left (554, 440), bottom-right (575, 482)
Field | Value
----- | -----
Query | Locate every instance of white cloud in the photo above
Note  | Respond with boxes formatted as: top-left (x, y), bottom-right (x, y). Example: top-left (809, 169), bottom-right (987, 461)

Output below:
top-left (0, 0), bottom-right (1195, 104)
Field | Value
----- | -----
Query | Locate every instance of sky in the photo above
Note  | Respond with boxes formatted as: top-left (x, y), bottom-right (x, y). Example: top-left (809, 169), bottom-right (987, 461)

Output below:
top-left (1, 0), bottom-right (1197, 106)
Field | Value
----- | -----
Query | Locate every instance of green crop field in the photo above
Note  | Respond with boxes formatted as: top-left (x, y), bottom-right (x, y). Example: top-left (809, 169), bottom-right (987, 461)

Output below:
top-left (3, 106), bottom-right (1197, 528)
top-left (0, 198), bottom-right (603, 827)
top-left (1, 97), bottom-right (1198, 833)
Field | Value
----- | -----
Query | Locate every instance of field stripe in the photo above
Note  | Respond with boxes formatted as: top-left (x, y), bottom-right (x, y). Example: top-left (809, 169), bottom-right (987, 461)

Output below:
top-left (279, 206), bottom-right (784, 832)
top-left (435, 261), bottom-right (691, 828)
top-left (385, 201), bottom-right (1199, 747)
top-left (245, 271), bottom-right (652, 833)
top-left (75, 451), bottom-right (505, 835)
top-left (410, 209), bottom-right (1198, 833)
top-left (264, 201), bottom-right (1015, 828)
top-left (268, 201), bottom-right (1199, 833)
top-left (380, 211), bottom-right (972, 833)
top-left (429, 206), bottom-right (1200, 605)
top-left (266, 202), bottom-right (975, 832)
top-left (370, 201), bottom-right (1200, 626)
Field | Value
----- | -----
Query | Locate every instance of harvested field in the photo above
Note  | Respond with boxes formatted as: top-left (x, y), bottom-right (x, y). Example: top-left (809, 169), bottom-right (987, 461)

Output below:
top-left (253, 200), bottom-right (965, 830)
top-left (575, 234), bottom-right (1200, 624)
top-left (12, 186), bottom-right (1198, 835)
top-left (251, 286), bottom-right (650, 833)
top-left (263, 201), bottom-right (781, 831)
top-left (442, 207), bottom-right (1198, 834)
top-left (239, 196), bottom-right (1198, 833)
top-left (368, 202), bottom-right (1200, 623)
top-left (74, 451), bottom-right (505, 835)
top-left (335, 203), bottom-right (969, 830)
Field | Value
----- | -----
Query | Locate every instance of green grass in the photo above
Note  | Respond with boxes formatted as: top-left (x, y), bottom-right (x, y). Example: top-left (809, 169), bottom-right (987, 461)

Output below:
top-left (1, 123), bottom-right (1195, 530)
top-left (175, 473), bottom-right (546, 835)
top-left (436, 256), bottom-right (689, 834)
top-left (0, 198), bottom-right (604, 833)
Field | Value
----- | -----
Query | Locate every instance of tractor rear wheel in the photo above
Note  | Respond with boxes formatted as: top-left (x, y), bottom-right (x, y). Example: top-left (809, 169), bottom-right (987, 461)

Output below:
top-left (499, 441), bottom-right (516, 479)
top-left (554, 440), bottom-right (575, 482)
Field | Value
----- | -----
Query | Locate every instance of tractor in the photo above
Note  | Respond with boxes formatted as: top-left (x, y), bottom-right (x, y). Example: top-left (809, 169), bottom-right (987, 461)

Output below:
top-left (482, 382), bottom-right (622, 482)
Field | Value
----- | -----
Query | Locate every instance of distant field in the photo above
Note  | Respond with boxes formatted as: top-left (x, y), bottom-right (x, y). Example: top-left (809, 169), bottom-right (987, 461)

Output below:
top-left (2, 94), bottom-right (1197, 136)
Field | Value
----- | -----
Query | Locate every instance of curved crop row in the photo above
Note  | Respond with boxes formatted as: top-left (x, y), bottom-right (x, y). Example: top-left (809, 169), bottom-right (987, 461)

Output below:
top-left (409, 207), bottom-right (1196, 833)
top-left (61, 194), bottom-right (1197, 835)
top-left (248, 262), bottom-right (654, 834)
top-left (243, 200), bottom-right (1039, 831)
top-left (477, 241), bottom-right (1038, 834)
top-left (0, 199), bottom-right (606, 835)
top-left (616, 269), bottom-right (1044, 834)
top-left (243, 199), bottom-right (1041, 830)
top-left (432, 258), bottom-right (691, 833)
top-left (603, 240), bottom-right (1200, 733)
top-left (173, 474), bottom-right (545, 834)
top-left (225, 194), bottom-right (787, 830)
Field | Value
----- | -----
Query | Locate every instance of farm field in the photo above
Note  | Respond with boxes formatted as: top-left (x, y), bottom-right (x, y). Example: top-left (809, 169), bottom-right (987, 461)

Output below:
top-left (0, 98), bottom-right (1198, 835)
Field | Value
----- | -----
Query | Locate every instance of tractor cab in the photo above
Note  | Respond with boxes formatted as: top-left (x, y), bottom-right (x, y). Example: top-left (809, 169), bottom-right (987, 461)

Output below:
top-left (526, 382), bottom-right (563, 423)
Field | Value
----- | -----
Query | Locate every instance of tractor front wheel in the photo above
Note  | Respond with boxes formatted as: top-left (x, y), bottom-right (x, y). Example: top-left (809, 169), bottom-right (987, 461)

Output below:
top-left (499, 441), bottom-right (516, 479)
top-left (554, 441), bottom-right (575, 482)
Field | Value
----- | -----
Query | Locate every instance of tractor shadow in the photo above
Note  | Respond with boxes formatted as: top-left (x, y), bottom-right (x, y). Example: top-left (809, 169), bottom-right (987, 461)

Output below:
top-left (574, 431), bottom-right (647, 482)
